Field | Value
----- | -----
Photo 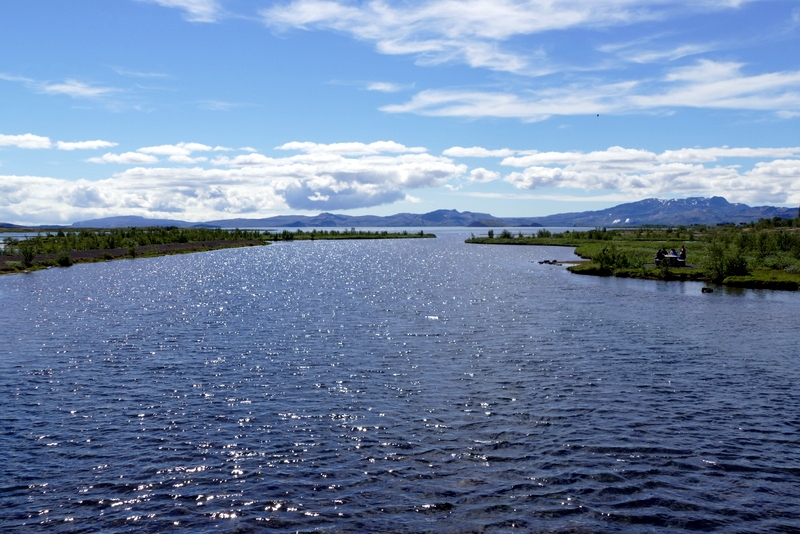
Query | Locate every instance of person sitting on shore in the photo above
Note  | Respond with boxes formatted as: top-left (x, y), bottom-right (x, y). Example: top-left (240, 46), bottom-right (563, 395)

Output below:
top-left (655, 248), bottom-right (666, 265)
top-left (679, 246), bottom-right (686, 260)
top-left (670, 248), bottom-right (678, 256)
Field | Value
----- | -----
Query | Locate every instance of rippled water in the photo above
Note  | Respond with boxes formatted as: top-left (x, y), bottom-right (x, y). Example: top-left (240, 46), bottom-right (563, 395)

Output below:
top-left (2, 230), bottom-right (799, 532)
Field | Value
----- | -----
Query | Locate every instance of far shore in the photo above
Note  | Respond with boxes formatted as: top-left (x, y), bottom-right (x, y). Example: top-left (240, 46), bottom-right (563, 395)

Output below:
top-left (0, 228), bottom-right (438, 276)
top-left (0, 239), bottom-right (265, 276)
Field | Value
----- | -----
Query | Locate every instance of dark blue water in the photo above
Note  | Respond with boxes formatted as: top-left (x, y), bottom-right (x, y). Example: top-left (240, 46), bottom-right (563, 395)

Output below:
top-left (2, 230), bottom-right (799, 532)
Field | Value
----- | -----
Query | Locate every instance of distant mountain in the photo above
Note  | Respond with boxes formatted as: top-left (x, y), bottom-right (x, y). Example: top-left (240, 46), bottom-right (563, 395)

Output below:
top-left (33, 197), bottom-right (798, 230)
top-left (70, 216), bottom-right (219, 229)
top-left (530, 197), bottom-right (798, 227)
top-left (203, 209), bottom-right (539, 228)
top-left (0, 222), bottom-right (23, 228)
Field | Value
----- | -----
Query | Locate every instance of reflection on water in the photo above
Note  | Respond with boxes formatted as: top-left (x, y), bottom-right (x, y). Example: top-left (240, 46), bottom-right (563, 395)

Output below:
top-left (1, 230), bottom-right (799, 532)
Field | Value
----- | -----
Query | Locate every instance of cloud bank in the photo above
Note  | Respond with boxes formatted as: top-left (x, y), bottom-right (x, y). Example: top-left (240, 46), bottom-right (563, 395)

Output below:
top-left (500, 145), bottom-right (800, 205)
top-left (0, 140), bottom-right (466, 223)
top-left (2, 131), bottom-right (799, 224)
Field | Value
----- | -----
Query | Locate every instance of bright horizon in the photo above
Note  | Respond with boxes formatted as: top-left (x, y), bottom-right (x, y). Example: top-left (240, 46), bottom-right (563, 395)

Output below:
top-left (1, 1), bottom-right (799, 225)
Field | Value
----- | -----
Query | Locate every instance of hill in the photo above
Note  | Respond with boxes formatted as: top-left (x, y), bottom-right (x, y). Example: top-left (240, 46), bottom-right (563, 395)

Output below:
top-left (5, 197), bottom-right (796, 229)
top-left (530, 197), bottom-right (797, 226)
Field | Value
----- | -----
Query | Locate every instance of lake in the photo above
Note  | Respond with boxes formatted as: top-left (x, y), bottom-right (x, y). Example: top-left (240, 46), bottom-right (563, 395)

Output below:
top-left (2, 229), bottom-right (799, 532)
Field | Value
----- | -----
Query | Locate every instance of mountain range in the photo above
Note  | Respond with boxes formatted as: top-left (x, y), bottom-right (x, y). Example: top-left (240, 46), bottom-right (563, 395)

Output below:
top-left (2, 197), bottom-right (797, 229)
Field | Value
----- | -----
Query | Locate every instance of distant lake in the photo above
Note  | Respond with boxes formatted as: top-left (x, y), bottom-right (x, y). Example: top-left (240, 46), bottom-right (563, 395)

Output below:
top-left (2, 229), bottom-right (799, 532)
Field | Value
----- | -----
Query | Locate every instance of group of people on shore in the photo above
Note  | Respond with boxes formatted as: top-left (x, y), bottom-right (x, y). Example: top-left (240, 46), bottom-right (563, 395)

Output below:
top-left (655, 245), bottom-right (686, 266)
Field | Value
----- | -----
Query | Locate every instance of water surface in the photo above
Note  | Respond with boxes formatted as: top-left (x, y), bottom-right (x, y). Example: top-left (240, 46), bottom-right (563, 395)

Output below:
top-left (2, 230), bottom-right (799, 532)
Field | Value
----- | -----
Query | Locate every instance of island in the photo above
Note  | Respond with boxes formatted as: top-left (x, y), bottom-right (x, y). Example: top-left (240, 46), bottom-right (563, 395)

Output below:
top-left (0, 227), bottom-right (435, 275)
top-left (466, 220), bottom-right (800, 291)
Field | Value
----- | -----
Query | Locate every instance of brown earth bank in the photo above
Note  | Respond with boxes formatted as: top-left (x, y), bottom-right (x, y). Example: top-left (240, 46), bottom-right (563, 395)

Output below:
top-left (0, 240), bottom-right (265, 274)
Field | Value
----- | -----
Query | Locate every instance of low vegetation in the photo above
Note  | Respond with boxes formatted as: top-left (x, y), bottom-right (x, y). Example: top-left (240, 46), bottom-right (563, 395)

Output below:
top-left (0, 227), bottom-right (435, 275)
top-left (262, 228), bottom-right (434, 241)
top-left (467, 218), bottom-right (800, 291)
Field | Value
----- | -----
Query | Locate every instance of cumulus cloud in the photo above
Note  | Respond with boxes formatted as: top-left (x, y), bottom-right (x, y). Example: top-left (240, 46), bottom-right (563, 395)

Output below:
top-left (0, 134), bottom-right (52, 149)
top-left (206, 148), bottom-right (466, 210)
top-left (383, 60), bottom-right (800, 119)
top-left (2, 141), bottom-right (467, 222)
top-left (0, 134), bottom-right (119, 151)
top-left (443, 146), bottom-right (517, 158)
top-left (138, 142), bottom-right (214, 156)
top-left (56, 140), bottom-right (118, 150)
top-left (140, 0), bottom-right (221, 22)
top-left (276, 140), bottom-right (427, 155)
top-left (498, 145), bottom-right (800, 205)
top-left (87, 152), bottom-right (160, 164)
top-left (468, 168), bottom-right (500, 183)
top-left (84, 141), bottom-right (218, 163)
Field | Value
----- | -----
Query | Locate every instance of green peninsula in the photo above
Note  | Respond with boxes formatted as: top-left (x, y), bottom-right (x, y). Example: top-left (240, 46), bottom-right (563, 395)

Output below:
top-left (466, 220), bottom-right (800, 291)
top-left (0, 227), bottom-right (434, 275)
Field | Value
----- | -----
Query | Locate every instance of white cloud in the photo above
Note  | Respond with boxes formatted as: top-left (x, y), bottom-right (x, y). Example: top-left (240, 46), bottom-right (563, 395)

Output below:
top-left (263, 1), bottom-right (756, 74)
top-left (111, 67), bottom-right (169, 78)
top-left (0, 73), bottom-right (34, 83)
top-left (87, 152), bottom-right (160, 164)
top-left (383, 60), bottom-right (800, 119)
top-left (56, 140), bottom-right (118, 151)
top-left (618, 43), bottom-right (714, 64)
top-left (276, 140), bottom-right (427, 155)
top-left (40, 79), bottom-right (118, 99)
top-left (498, 145), bottom-right (800, 205)
top-left (0, 134), bottom-right (52, 149)
top-left (443, 146), bottom-right (516, 157)
top-left (138, 142), bottom-right (213, 156)
top-left (168, 155), bottom-right (209, 164)
top-left (366, 82), bottom-right (413, 93)
top-left (140, 0), bottom-right (221, 22)
top-left (2, 142), bottom-right (467, 222)
top-left (468, 168), bottom-right (500, 183)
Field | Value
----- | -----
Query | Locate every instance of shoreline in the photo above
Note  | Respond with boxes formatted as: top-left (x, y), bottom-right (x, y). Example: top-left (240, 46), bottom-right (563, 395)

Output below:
top-left (468, 238), bottom-right (800, 291)
top-left (0, 230), bottom-right (438, 277)
top-left (0, 240), bottom-right (265, 276)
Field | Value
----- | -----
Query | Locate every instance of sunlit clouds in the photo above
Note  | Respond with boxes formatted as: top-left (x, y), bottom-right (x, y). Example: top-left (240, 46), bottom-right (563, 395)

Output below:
top-left (1, 139), bottom-right (467, 223)
top-left (0, 134), bottom-right (117, 150)
top-left (2, 132), bottom-right (799, 224)
top-left (499, 146), bottom-right (800, 205)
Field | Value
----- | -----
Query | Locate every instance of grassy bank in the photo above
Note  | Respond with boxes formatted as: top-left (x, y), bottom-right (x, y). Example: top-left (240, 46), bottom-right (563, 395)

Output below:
top-left (0, 227), bottom-right (435, 275)
top-left (466, 223), bottom-right (800, 291)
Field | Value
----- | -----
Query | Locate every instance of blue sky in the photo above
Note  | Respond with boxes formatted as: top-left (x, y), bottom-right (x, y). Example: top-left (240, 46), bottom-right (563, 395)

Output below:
top-left (1, 0), bottom-right (799, 224)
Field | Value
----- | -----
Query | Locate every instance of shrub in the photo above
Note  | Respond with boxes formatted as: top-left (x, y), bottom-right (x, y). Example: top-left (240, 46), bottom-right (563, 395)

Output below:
top-left (499, 229), bottom-right (513, 239)
top-left (537, 229), bottom-right (552, 238)
top-left (56, 252), bottom-right (73, 267)
top-left (704, 239), bottom-right (750, 283)
top-left (19, 241), bottom-right (37, 267)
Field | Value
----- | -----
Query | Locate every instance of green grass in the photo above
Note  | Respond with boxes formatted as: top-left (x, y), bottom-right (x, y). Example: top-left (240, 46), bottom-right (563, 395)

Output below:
top-left (467, 226), bottom-right (800, 291)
